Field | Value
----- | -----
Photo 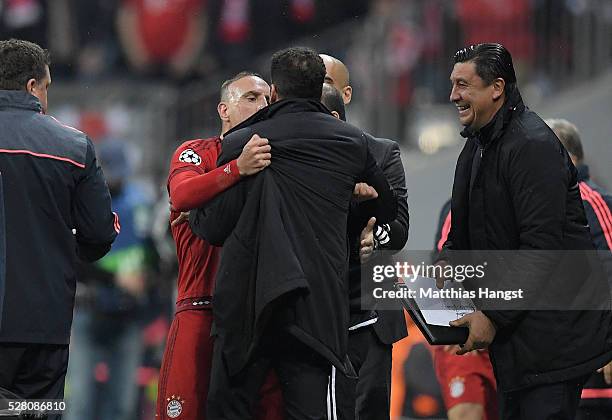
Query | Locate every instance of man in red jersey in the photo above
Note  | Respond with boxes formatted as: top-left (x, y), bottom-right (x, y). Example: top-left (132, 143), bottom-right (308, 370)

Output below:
top-left (156, 71), bottom-right (279, 420)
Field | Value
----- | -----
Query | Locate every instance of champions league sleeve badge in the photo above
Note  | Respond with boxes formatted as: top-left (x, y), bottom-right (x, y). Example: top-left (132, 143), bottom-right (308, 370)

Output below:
top-left (178, 149), bottom-right (202, 166)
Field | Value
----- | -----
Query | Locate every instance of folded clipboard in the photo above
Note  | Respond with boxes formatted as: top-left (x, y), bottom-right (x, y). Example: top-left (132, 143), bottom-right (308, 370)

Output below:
top-left (394, 282), bottom-right (469, 345)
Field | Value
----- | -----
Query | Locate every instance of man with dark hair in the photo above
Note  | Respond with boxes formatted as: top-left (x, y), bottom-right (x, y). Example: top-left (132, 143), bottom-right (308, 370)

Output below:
top-left (156, 71), bottom-right (283, 420)
top-left (320, 53), bottom-right (409, 420)
top-left (435, 42), bottom-right (612, 419)
top-left (270, 47), bottom-right (326, 99)
top-left (0, 39), bottom-right (118, 417)
top-left (320, 82), bottom-right (345, 121)
top-left (189, 46), bottom-right (397, 419)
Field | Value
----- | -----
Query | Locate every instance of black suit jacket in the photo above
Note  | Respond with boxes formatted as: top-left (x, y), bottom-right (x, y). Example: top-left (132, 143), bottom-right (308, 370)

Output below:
top-left (190, 99), bottom-right (396, 376)
top-left (347, 134), bottom-right (409, 345)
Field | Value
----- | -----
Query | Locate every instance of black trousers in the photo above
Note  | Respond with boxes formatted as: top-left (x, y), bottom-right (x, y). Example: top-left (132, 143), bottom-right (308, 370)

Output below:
top-left (499, 375), bottom-right (589, 420)
top-left (332, 326), bottom-right (392, 420)
top-left (207, 331), bottom-right (331, 420)
top-left (0, 342), bottom-right (69, 420)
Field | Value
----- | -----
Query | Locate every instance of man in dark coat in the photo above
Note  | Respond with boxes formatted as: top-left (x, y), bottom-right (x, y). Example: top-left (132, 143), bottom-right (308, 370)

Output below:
top-left (0, 39), bottom-right (117, 414)
top-left (320, 76), bottom-right (409, 420)
top-left (436, 43), bottom-right (612, 419)
top-left (189, 47), bottom-right (397, 420)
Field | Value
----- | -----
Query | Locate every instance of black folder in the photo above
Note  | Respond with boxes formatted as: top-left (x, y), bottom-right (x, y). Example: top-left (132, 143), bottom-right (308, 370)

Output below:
top-left (394, 282), bottom-right (468, 345)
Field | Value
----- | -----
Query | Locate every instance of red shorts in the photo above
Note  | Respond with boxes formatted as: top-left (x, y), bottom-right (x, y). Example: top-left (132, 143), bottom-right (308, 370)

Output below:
top-left (433, 347), bottom-right (498, 420)
top-left (157, 308), bottom-right (284, 420)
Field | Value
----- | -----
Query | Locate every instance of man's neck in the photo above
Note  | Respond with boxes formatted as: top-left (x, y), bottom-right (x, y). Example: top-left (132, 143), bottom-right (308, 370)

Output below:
top-left (220, 123), bottom-right (231, 139)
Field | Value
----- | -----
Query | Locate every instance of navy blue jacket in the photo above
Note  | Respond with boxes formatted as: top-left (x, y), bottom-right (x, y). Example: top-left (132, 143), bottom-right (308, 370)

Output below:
top-left (0, 90), bottom-right (118, 344)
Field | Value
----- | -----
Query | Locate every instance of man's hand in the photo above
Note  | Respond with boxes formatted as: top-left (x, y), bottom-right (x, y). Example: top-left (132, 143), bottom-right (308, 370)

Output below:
top-left (171, 211), bottom-right (190, 227)
top-left (353, 183), bottom-right (378, 202)
top-left (597, 361), bottom-right (612, 384)
top-left (236, 134), bottom-right (271, 176)
top-left (359, 217), bottom-right (377, 263)
top-left (434, 259), bottom-right (452, 289)
top-left (450, 311), bottom-right (496, 355)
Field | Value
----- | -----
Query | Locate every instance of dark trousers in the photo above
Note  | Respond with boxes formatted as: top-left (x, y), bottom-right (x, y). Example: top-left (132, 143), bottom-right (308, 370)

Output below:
top-left (333, 326), bottom-right (392, 420)
top-left (499, 375), bottom-right (589, 420)
top-left (0, 342), bottom-right (69, 420)
top-left (207, 331), bottom-right (331, 420)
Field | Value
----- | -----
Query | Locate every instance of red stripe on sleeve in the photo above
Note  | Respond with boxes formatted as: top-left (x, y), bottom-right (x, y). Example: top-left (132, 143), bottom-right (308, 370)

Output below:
top-left (579, 182), bottom-right (612, 250)
top-left (113, 212), bottom-right (121, 233)
top-left (437, 211), bottom-right (452, 252)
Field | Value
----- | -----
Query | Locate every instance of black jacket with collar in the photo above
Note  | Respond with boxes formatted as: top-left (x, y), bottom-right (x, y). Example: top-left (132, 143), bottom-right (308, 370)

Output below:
top-left (0, 91), bottom-right (117, 344)
top-left (189, 98), bottom-right (397, 376)
top-left (438, 88), bottom-right (612, 391)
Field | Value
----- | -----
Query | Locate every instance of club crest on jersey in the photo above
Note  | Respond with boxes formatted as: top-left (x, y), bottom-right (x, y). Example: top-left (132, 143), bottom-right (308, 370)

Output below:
top-left (166, 395), bottom-right (185, 418)
top-left (449, 376), bottom-right (465, 398)
top-left (179, 149), bottom-right (202, 166)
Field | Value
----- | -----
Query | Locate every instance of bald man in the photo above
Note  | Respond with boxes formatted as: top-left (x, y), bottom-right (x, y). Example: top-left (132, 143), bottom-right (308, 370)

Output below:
top-left (320, 54), bottom-right (352, 104)
top-left (321, 54), bottom-right (409, 420)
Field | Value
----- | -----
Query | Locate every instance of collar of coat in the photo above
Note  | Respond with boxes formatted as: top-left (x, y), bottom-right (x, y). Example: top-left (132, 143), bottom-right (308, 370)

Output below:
top-left (460, 86), bottom-right (525, 147)
top-left (0, 90), bottom-right (42, 113)
top-left (223, 98), bottom-right (332, 138)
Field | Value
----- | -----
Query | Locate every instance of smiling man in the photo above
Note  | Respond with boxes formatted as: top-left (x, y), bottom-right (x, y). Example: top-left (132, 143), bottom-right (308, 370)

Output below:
top-left (435, 43), bottom-right (612, 420)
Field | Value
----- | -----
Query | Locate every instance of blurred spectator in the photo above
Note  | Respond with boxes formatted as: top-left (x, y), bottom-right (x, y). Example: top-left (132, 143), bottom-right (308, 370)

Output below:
top-left (72, 0), bottom-right (120, 79)
top-left (455, 0), bottom-right (535, 78)
top-left (349, 0), bottom-right (422, 141)
top-left (116, 0), bottom-right (207, 81)
top-left (65, 140), bottom-right (155, 420)
top-left (0, 0), bottom-right (47, 46)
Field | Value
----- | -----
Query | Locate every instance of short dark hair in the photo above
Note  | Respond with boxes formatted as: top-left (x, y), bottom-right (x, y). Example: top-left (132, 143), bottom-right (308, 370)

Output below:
top-left (270, 47), bottom-right (325, 100)
top-left (320, 83), bottom-right (346, 121)
top-left (0, 39), bottom-right (50, 90)
top-left (220, 71), bottom-right (264, 101)
top-left (545, 118), bottom-right (584, 162)
top-left (454, 43), bottom-right (517, 93)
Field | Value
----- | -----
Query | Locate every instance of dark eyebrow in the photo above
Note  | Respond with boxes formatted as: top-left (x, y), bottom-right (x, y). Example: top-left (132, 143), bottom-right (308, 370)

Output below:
top-left (324, 76), bottom-right (334, 83)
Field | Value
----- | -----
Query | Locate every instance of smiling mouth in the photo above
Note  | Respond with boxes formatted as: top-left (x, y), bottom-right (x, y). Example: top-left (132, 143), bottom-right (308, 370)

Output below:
top-left (456, 104), bottom-right (470, 112)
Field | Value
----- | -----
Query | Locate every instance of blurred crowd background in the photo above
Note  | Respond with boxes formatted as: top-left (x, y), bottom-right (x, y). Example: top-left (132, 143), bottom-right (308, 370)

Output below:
top-left (2, 0), bottom-right (612, 418)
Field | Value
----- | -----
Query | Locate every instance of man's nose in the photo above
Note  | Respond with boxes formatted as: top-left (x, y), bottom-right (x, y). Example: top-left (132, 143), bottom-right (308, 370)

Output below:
top-left (449, 86), bottom-right (460, 103)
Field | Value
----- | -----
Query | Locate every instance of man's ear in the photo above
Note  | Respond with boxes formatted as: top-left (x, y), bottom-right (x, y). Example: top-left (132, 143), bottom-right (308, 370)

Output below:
top-left (492, 78), bottom-right (505, 101)
top-left (217, 102), bottom-right (230, 123)
top-left (331, 110), bottom-right (340, 120)
top-left (26, 78), bottom-right (37, 95)
top-left (270, 85), bottom-right (279, 103)
top-left (342, 85), bottom-right (353, 105)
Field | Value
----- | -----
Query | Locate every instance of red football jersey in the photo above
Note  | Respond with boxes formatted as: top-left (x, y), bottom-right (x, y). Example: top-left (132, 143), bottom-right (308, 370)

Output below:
top-left (167, 137), bottom-right (241, 302)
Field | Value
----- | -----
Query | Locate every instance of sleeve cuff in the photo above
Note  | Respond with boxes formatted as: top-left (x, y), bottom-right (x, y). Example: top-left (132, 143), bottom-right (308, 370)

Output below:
top-left (227, 159), bottom-right (241, 179)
